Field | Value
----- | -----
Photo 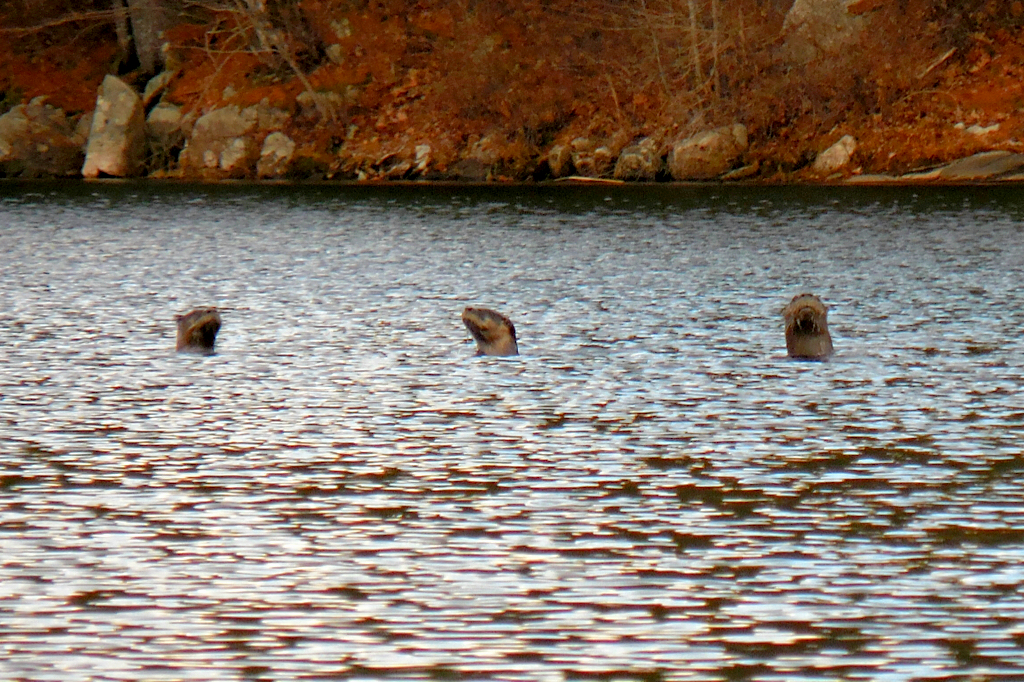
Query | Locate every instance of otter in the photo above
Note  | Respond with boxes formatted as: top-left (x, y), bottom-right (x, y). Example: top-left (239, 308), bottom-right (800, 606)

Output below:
top-left (462, 306), bottom-right (518, 356)
top-left (175, 307), bottom-right (222, 354)
top-left (782, 293), bottom-right (833, 360)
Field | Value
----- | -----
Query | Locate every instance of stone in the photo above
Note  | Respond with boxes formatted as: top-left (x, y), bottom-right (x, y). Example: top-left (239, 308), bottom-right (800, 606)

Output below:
top-left (325, 44), bottom-right (344, 65)
top-left (255, 131), bottom-right (296, 179)
top-left (296, 90), bottom-right (351, 118)
top-left (220, 137), bottom-right (259, 174)
top-left (177, 103), bottom-right (290, 176)
top-left (380, 153), bottom-right (413, 179)
top-left (613, 138), bottom-right (661, 181)
top-left (251, 100), bottom-right (290, 131)
top-left (782, 0), bottom-right (868, 64)
top-left (452, 132), bottom-right (534, 181)
top-left (547, 144), bottom-right (574, 178)
top-left (146, 102), bottom-right (190, 171)
top-left (178, 105), bottom-right (255, 174)
top-left (147, 102), bottom-right (186, 140)
top-left (414, 144), bottom-right (432, 175)
top-left (449, 158), bottom-right (489, 181)
top-left (813, 135), bottom-right (857, 174)
top-left (592, 146), bottom-right (614, 176)
top-left (667, 124), bottom-right (748, 180)
top-left (81, 75), bottom-right (146, 178)
top-left (142, 70), bottom-right (175, 108)
top-left (568, 137), bottom-right (617, 178)
top-left (570, 137), bottom-right (604, 177)
top-left (965, 123), bottom-right (999, 136)
top-left (194, 105), bottom-right (258, 141)
top-left (0, 97), bottom-right (86, 177)
top-left (937, 151), bottom-right (1024, 181)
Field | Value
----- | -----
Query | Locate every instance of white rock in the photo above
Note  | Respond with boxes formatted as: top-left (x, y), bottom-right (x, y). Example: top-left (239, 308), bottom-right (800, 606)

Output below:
top-left (667, 124), bottom-right (748, 180)
top-left (613, 137), bottom-right (661, 181)
top-left (813, 135), bottom-right (857, 173)
top-left (81, 75), bottom-right (146, 178)
top-left (414, 144), bottom-right (432, 174)
top-left (966, 123), bottom-right (999, 136)
top-left (257, 131), bottom-right (296, 178)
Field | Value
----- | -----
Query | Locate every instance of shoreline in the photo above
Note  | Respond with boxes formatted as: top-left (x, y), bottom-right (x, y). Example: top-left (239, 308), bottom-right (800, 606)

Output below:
top-left (5, 173), bottom-right (1024, 188)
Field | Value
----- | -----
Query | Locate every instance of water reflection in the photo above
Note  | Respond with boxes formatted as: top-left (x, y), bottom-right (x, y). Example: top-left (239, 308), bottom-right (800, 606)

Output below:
top-left (2, 182), bottom-right (1024, 680)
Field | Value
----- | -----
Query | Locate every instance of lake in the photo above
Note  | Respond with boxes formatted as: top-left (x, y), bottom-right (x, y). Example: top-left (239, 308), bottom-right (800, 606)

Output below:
top-left (2, 181), bottom-right (1023, 681)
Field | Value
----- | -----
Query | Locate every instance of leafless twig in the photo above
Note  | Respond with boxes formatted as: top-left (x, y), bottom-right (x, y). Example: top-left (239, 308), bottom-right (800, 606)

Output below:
top-left (0, 8), bottom-right (126, 34)
top-left (918, 47), bottom-right (956, 80)
top-left (229, 0), bottom-right (335, 120)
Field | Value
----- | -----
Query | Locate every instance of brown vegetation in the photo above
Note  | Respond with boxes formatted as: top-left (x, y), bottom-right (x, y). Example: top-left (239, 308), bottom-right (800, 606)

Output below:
top-left (2, 0), bottom-right (1023, 180)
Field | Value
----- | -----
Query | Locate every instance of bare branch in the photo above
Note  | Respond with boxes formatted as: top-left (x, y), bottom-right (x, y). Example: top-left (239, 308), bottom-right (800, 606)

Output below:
top-left (228, 0), bottom-right (336, 121)
top-left (0, 8), bottom-right (127, 35)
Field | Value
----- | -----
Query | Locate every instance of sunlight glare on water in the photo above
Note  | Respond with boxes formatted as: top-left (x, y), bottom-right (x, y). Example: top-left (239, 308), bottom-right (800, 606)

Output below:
top-left (1, 182), bottom-right (1024, 681)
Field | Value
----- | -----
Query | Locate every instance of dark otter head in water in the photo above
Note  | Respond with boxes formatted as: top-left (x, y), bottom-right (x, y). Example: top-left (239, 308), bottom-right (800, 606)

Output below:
top-left (462, 306), bottom-right (518, 356)
top-left (782, 293), bottom-right (833, 360)
top-left (175, 307), bottom-right (222, 354)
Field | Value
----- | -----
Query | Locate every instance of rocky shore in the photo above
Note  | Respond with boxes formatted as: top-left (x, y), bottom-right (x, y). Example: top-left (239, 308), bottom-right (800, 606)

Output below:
top-left (2, 0), bottom-right (1023, 185)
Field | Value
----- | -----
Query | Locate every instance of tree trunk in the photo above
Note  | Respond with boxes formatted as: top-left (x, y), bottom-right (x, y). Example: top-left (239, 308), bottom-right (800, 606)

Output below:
top-left (127, 0), bottom-right (167, 75)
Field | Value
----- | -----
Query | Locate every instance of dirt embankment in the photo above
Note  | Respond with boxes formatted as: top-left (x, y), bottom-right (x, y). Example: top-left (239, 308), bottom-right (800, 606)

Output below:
top-left (1, 0), bottom-right (1023, 182)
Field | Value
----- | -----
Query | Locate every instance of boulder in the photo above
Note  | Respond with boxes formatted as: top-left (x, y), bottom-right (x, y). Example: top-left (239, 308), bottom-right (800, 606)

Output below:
top-left (570, 137), bottom-right (614, 178)
top-left (812, 135), bottom-right (857, 174)
top-left (142, 70), bottom-right (176, 108)
top-left (251, 100), bottom-right (291, 131)
top-left (613, 138), bottom-right (661, 181)
top-left (449, 158), bottom-right (489, 181)
top-left (146, 102), bottom-right (191, 171)
top-left (782, 0), bottom-right (868, 64)
top-left (937, 151), bottom-right (1024, 181)
top-left (179, 106), bottom-right (253, 175)
top-left (845, 150), bottom-right (1024, 184)
top-left (592, 147), bottom-right (615, 176)
top-left (257, 132), bottom-right (296, 179)
top-left (413, 144), bottom-right (432, 176)
top-left (179, 102), bottom-right (289, 177)
top-left (220, 137), bottom-right (259, 174)
top-left (547, 144), bottom-right (574, 178)
top-left (0, 97), bottom-right (86, 177)
top-left (82, 75), bottom-right (147, 178)
top-left (667, 124), bottom-right (747, 180)
top-left (450, 132), bottom-right (532, 180)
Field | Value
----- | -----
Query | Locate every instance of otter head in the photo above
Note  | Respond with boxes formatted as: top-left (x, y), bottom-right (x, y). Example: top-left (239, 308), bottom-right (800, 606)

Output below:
top-left (462, 306), bottom-right (518, 356)
top-left (782, 293), bottom-right (833, 360)
top-left (175, 307), bottom-right (222, 354)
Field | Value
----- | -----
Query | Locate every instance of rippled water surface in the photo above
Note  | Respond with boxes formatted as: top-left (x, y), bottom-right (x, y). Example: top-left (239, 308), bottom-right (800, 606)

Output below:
top-left (2, 181), bottom-right (1024, 681)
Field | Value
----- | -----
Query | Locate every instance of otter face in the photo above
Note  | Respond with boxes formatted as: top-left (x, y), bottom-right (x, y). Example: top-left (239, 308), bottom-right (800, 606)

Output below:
top-left (782, 293), bottom-right (833, 360)
top-left (175, 307), bottom-right (222, 354)
top-left (462, 306), bottom-right (518, 356)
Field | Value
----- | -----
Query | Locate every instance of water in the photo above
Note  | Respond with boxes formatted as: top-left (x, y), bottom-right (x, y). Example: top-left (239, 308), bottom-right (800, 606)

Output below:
top-left (2, 181), bottom-right (1023, 681)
